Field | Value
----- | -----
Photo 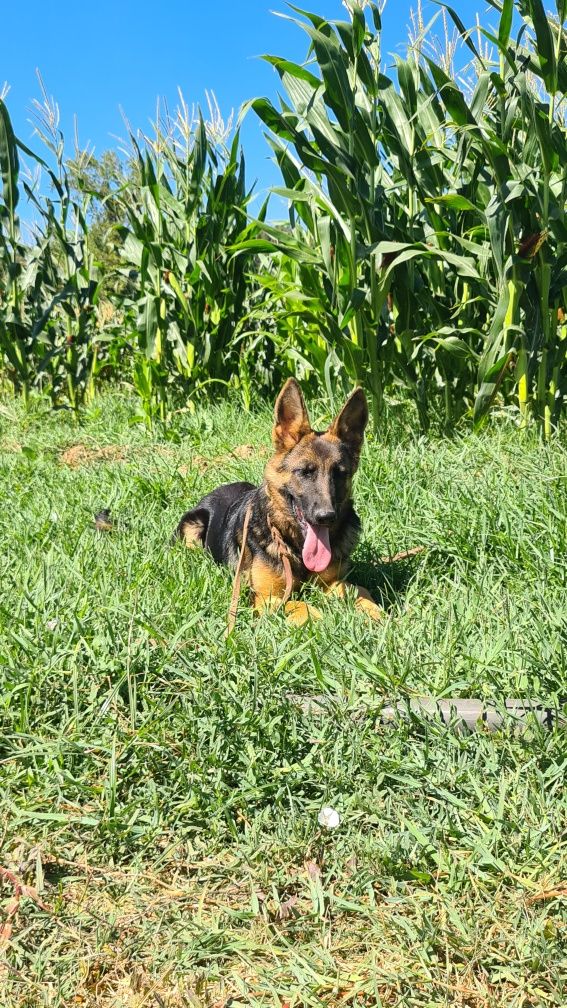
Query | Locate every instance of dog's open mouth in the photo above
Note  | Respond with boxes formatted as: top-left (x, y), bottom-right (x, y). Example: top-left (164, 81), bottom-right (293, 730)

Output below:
top-left (291, 500), bottom-right (332, 573)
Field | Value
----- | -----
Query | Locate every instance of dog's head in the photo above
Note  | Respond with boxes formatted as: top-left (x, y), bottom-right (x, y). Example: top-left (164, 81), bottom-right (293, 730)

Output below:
top-left (265, 378), bottom-right (368, 572)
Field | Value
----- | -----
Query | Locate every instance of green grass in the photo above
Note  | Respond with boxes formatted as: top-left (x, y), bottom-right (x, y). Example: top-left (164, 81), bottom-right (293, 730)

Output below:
top-left (0, 393), bottom-right (566, 1008)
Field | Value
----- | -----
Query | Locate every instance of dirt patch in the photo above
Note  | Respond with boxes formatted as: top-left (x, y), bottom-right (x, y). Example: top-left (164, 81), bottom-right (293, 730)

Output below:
top-left (60, 444), bottom-right (129, 468)
top-left (150, 444), bottom-right (178, 460)
top-left (227, 443), bottom-right (267, 461)
top-left (59, 441), bottom-right (267, 473)
top-left (0, 440), bottom-right (23, 454)
top-left (178, 443), bottom-right (268, 477)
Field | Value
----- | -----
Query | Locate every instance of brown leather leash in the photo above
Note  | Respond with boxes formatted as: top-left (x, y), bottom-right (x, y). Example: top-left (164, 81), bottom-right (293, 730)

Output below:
top-left (226, 501), bottom-right (254, 637)
top-left (226, 504), bottom-right (294, 636)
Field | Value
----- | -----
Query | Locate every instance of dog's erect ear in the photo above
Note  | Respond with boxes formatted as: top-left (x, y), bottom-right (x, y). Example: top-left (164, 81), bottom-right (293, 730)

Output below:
top-left (273, 378), bottom-right (312, 451)
top-left (329, 387), bottom-right (368, 456)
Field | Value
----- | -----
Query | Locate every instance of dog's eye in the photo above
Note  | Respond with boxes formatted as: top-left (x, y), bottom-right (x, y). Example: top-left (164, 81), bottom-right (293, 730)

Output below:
top-left (334, 464), bottom-right (348, 477)
top-left (296, 465), bottom-right (316, 478)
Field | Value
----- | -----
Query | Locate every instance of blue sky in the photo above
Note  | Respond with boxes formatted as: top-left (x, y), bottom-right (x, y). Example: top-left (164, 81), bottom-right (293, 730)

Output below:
top-left (4, 0), bottom-right (488, 207)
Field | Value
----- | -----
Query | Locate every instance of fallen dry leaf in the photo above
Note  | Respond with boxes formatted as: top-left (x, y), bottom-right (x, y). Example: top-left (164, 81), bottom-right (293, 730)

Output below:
top-left (305, 860), bottom-right (321, 880)
top-left (278, 894), bottom-right (298, 920)
top-left (0, 864), bottom-right (51, 957)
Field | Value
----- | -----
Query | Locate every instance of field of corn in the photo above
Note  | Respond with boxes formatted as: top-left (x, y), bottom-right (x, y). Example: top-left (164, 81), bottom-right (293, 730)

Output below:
top-left (0, 0), bottom-right (566, 433)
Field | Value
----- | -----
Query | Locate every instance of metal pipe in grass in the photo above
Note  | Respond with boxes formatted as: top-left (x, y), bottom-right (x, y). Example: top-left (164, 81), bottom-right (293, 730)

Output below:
top-left (287, 696), bottom-right (566, 734)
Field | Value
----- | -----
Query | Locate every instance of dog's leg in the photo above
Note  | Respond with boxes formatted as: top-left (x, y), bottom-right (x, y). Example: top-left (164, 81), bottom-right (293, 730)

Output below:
top-left (283, 599), bottom-right (322, 625)
top-left (322, 579), bottom-right (383, 621)
top-left (249, 558), bottom-right (321, 626)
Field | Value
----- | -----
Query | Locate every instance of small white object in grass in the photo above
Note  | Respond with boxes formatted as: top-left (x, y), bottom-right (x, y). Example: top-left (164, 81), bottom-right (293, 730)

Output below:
top-left (46, 618), bottom-right (59, 631)
top-left (49, 510), bottom-right (59, 522)
top-left (318, 806), bottom-right (340, 829)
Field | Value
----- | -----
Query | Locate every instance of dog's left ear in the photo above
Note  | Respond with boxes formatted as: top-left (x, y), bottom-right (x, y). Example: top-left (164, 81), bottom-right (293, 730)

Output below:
top-left (329, 387), bottom-right (368, 456)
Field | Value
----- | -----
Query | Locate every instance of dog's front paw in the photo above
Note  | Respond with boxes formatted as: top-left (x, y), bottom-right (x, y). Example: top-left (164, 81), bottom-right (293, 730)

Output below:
top-left (355, 596), bottom-right (383, 621)
top-left (284, 601), bottom-right (322, 626)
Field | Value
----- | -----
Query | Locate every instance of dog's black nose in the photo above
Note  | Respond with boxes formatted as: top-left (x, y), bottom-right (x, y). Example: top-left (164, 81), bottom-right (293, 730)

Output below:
top-left (314, 508), bottom-right (335, 525)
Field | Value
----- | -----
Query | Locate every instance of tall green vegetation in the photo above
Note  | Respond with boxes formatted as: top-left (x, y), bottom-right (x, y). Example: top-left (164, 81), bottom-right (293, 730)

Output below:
top-left (115, 99), bottom-right (263, 425)
top-left (0, 91), bottom-right (263, 425)
top-left (0, 90), bottom-right (101, 408)
top-left (1, 1), bottom-right (566, 434)
top-left (246, 0), bottom-right (567, 432)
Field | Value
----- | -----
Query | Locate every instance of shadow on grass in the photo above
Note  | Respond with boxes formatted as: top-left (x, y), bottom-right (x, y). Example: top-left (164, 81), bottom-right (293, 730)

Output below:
top-left (350, 539), bottom-right (429, 611)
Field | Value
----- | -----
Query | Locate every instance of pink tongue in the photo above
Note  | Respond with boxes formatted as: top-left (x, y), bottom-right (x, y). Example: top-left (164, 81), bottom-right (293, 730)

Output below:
top-left (302, 522), bottom-right (332, 573)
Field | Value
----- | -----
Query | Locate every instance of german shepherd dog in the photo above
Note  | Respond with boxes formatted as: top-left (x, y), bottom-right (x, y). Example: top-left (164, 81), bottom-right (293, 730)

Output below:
top-left (176, 379), bottom-right (382, 625)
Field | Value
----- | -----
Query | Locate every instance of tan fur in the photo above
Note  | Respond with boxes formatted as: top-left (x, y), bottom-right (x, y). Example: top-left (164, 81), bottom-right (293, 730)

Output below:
top-left (179, 516), bottom-right (205, 548)
top-left (273, 379), bottom-right (312, 451)
top-left (316, 563), bottom-right (383, 621)
top-left (248, 556), bottom-right (381, 624)
top-left (322, 579), bottom-right (383, 620)
top-left (248, 557), bottom-right (321, 625)
top-left (283, 600), bottom-right (322, 625)
top-left (248, 557), bottom-right (290, 609)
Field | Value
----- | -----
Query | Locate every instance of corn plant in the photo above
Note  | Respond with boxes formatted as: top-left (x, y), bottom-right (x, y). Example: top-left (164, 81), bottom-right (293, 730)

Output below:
top-left (0, 93), bottom-right (103, 408)
top-left (460, 0), bottom-right (567, 435)
top-left (244, 0), bottom-right (566, 433)
top-left (0, 97), bottom-right (27, 396)
top-left (241, 3), bottom-right (487, 428)
top-left (111, 98), bottom-right (263, 424)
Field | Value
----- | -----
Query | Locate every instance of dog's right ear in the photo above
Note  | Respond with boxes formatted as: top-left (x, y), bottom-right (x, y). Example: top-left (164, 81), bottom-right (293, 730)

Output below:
top-left (273, 378), bottom-right (312, 452)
